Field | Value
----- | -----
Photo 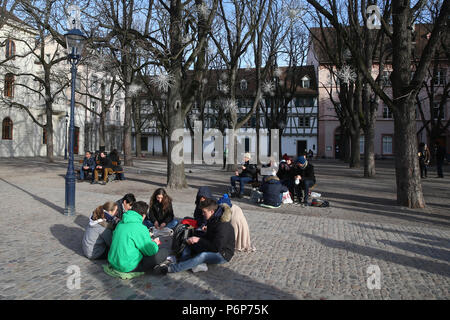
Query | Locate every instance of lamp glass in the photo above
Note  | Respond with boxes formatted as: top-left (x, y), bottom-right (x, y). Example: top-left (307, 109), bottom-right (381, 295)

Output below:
top-left (65, 29), bottom-right (85, 57)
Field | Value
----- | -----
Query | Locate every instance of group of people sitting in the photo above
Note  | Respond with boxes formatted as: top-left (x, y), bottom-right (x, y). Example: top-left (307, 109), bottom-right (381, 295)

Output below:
top-left (229, 153), bottom-right (316, 207)
top-left (82, 187), bottom-right (254, 277)
top-left (78, 149), bottom-right (125, 185)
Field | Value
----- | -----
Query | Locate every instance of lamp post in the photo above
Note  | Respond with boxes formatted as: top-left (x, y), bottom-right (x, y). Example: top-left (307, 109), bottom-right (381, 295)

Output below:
top-left (64, 112), bottom-right (68, 160)
top-left (64, 27), bottom-right (86, 216)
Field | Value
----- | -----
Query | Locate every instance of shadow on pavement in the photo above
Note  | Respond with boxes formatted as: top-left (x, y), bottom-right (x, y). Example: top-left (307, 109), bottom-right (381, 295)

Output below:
top-left (50, 224), bottom-right (85, 257)
top-left (0, 178), bottom-right (65, 215)
top-left (301, 233), bottom-right (450, 278)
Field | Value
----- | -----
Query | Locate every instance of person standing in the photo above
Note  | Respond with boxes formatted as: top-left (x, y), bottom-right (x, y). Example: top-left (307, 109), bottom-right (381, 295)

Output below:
top-left (418, 143), bottom-right (431, 178)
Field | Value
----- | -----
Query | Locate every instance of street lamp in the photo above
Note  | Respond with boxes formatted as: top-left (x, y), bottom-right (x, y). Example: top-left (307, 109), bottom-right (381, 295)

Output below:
top-left (64, 112), bottom-right (68, 160)
top-left (64, 26), bottom-right (86, 216)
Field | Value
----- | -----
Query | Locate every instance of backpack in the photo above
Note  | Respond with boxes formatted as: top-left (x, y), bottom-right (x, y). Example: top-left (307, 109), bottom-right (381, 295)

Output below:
top-left (171, 223), bottom-right (194, 257)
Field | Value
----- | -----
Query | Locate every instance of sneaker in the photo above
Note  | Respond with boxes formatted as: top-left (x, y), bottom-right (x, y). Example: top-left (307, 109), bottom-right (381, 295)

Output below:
top-left (101, 181), bottom-right (107, 185)
top-left (91, 180), bottom-right (98, 184)
top-left (153, 263), bottom-right (169, 275)
top-left (191, 263), bottom-right (208, 273)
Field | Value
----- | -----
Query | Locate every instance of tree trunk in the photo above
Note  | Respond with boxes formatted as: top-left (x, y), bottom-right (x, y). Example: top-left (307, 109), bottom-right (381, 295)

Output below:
top-left (393, 98), bottom-right (425, 208)
top-left (45, 106), bottom-right (54, 163)
top-left (123, 85), bottom-right (133, 166)
top-left (167, 98), bottom-right (188, 189)
top-left (391, 1), bottom-right (425, 208)
top-left (349, 129), bottom-right (360, 168)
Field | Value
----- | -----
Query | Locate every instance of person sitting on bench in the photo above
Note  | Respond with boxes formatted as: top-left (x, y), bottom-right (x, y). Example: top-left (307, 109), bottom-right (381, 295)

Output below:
top-left (109, 149), bottom-right (125, 180)
top-left (230, 153), bottom-right (258, 198)
top-left (94, 151), bottom-right (113, 185)
top-left (291, 156), bottom-right (316, 206)
top-left (79, 151), bottom-right (96, 182)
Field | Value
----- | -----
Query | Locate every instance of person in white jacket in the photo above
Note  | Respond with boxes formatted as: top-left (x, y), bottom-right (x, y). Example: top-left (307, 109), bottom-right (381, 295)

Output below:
top-left (82, 201), bottom-right (118, 260)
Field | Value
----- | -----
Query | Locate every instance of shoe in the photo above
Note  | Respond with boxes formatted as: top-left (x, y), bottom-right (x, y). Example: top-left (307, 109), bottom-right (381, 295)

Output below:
top-left (237, 194), bottom-right (243, 199)
top-left (153, 263), bottom-right (169, 275)
top-left (192, 263), bottom-right (208, 273)
top-left (166, 255), bottom-right (177, 264)
top-left (101, 181), bottom-right (107, 185)
top-left (91, 180), bottom-right (98, 184)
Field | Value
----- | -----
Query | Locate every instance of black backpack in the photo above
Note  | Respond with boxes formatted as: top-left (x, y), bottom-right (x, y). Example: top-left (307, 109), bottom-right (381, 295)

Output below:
top-left (172, 223), bottom-right (194, 257)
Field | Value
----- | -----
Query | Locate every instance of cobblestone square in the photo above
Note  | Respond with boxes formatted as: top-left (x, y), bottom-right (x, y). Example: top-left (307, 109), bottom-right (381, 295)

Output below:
top-left (0, 157), bottom-right (449, 300)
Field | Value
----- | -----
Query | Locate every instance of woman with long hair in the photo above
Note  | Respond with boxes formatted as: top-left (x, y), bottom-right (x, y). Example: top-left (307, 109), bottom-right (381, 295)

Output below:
top-left (145, 188), bottom-right (178, 230)
top-left (82, 201), bottom-right (118, 260)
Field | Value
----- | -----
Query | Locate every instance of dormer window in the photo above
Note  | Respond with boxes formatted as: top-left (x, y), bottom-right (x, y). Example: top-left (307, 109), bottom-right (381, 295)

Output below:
top-left (301, 76), bottom-right (310, 88)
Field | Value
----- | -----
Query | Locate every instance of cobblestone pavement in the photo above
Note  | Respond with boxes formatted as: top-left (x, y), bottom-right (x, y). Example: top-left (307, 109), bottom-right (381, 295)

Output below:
top-left (0, 157), bottom-right (449, 300)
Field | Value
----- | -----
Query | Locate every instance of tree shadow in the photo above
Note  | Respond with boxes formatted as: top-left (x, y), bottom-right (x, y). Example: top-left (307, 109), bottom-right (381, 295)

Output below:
top-left (376, 239), bottom-right (450, 263)
top-left (0, 177), bottom-right (65, 215)
top-left (330, 202), bottom-right (450, 228)
top-left (301, 232), bottom-right (450, 278)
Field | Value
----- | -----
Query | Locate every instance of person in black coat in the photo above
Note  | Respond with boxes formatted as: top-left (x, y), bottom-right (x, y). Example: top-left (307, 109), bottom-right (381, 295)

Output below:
top-left (115, 193), bottom-right (136, 221)
top-left (108, 149), bottom-right (125, 180)
top-left (259, 175), bottom-right (288, 207)
top-left (78, 151), bottom-right (96, 182)
top-left (93, 151), bottom-right (113, 185)
top-left (154, 198), bottom-right (235, 275)
top-left (145, 188), bottom-right (178, 230)
top-left (193, 186), bottom-right (215, 229)
top-left (230, 153), bottom-right (258, 198)
top-left (291, 156), bottom-right (316, 205)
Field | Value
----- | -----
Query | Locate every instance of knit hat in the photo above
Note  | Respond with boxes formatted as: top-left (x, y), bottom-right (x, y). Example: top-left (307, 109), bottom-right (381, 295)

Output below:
top-left (297, 156), bottom-right (306, 164)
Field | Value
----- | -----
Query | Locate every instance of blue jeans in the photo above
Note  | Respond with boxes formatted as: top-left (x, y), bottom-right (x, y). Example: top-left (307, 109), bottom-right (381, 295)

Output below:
top-left (80, 168), bottom-right (94, 180)
top-left (230, 176), bottom-right (253, 195)
top-left (143, 219), bottom-right (179, 229)
top-left (168, 246), bottom-right (227, 273)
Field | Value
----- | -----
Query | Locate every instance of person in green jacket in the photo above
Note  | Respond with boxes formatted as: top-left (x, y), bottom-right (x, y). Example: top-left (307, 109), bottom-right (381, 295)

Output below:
top-left (107, 201), bottom-right (169, 273)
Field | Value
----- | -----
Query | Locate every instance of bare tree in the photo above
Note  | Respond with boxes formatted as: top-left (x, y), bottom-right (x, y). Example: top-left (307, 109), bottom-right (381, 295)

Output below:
top-left (307, 0), bottom-right (450, 208)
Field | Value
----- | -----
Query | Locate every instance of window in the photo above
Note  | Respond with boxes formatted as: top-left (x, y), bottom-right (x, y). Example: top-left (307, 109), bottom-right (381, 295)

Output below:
top-left (42, 128), bottom-right (47, 144)
top-left (433, 102), bottom-right (444, 120)
top-left (2, 117), bottom-right (13, 140)
top-left (382, 135), bottom-right (393, 155)
top-left (115, 105), bottom-right (120, 121)
top-left (301, 76), bottom-right (310, 88)
top-left (240, 79), bottom-right (248, 91)
top-left (4, 73), bottom-right (14, 98)
top-left (5, 39), bottom-right (15, 59)
top-left (383, 105), bottom-right (393, 119)
top-left (434, 69), bottom-right (446, 85)
top-left (298, 116), bottom-right (310, 128)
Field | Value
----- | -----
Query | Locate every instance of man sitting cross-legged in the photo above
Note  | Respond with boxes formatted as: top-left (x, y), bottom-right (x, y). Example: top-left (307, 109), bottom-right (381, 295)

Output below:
top-left (107, 201), bottom-right (169, 274)
top-left (154, 198), bottom-right (235, 275)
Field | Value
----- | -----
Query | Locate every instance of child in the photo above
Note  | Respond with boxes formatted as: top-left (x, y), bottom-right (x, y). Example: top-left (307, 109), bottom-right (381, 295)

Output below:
top-left (82, 201), bottom-right (118, 260)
